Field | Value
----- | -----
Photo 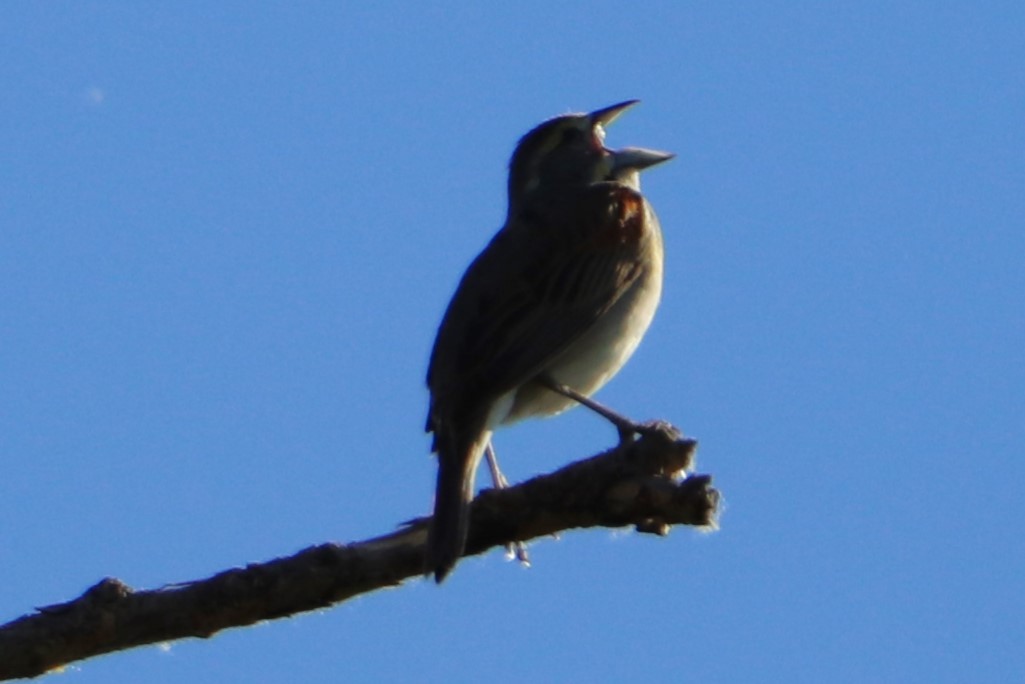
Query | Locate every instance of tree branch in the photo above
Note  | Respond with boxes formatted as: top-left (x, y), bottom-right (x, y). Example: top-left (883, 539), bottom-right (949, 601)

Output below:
top-left (0, 424), bottom-right (717, 680)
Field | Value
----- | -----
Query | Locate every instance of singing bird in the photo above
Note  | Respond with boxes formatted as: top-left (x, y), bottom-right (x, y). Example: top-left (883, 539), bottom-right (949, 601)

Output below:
top-left (425, 101), bottom-right (673, 581)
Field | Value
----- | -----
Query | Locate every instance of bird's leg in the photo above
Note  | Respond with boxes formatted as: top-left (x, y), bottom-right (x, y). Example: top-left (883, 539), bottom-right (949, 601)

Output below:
top-left (484, 440), bottom-right (510, 489)
top-left (483, 441), bottom-right (531, 568)
top-left (539, 376), bottom-right (654, 445)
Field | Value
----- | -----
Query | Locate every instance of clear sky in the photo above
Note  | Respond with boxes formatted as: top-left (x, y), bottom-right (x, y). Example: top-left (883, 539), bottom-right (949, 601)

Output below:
top-left (2, 3), bottom-right (1023, 682)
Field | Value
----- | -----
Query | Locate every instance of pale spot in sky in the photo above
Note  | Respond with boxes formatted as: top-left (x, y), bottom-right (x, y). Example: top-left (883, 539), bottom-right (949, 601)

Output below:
top-left (84, 86), bottom-right (105, 106)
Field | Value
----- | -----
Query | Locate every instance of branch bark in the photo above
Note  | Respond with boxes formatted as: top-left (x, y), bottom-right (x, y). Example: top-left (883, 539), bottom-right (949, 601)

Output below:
top-left (0, 424), bottom-right (717, 680)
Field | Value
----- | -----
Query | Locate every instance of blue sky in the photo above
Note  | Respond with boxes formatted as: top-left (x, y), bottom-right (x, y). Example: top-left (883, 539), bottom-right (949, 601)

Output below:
top-left (2, 3), bottom-right (1023, 682)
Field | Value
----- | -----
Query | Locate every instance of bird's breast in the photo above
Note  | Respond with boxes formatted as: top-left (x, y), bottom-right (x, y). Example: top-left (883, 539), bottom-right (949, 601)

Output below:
top-left (503, 201), bottom-right (664, 423)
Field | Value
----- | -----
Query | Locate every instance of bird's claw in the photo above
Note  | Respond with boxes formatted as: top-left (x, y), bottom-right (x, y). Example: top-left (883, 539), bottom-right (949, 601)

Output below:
top-left (615, 418), bottom-right (679, 446)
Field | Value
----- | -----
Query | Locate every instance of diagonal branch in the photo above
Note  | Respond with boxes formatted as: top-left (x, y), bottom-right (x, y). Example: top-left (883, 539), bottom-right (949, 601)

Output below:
top-left (0, 424), bottom-right (718, 680)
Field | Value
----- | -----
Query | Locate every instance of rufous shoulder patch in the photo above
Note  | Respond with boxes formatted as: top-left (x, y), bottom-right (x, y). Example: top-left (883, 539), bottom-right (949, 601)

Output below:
top-left (587, 186), bottom-right (646, 249)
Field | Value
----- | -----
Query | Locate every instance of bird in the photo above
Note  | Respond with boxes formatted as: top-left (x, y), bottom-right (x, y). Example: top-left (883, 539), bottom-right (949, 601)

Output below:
top-left (424, 100), bottom-right (674, 582)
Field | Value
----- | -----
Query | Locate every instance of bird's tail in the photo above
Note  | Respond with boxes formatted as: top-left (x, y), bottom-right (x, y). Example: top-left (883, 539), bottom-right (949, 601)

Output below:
top-left (427, 428), bottom-right (490, 583)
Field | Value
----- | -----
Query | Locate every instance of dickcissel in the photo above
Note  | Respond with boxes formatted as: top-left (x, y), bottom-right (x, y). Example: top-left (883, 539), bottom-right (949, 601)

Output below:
top-left (425, 100), bottom-right (673, 582)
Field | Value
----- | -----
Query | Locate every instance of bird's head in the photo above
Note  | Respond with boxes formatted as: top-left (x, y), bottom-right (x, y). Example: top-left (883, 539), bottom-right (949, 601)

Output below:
top-left (507, 100), bottom-right (674, 213)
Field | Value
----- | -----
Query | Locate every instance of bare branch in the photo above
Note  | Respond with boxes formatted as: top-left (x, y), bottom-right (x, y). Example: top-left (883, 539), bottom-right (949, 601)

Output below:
top-left (0, 424), bottom-right (717, 680)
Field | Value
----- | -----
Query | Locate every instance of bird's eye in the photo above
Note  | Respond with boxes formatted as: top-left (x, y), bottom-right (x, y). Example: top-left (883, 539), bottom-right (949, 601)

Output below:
top-left (560, 127), bottom-right (584, 144)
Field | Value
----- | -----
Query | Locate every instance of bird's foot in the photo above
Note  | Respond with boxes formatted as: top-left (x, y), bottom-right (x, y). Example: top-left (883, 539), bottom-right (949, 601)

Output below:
top-left (539, 376), bottom-right (679, 446)
top-left (617, 418), bottom-right (680, 443)
top-left (485, 442), bottom-right (531, 568)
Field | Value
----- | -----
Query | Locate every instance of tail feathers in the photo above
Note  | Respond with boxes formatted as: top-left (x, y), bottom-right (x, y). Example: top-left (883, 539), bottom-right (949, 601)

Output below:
top-left (427, 430), bottom-right (490, 582)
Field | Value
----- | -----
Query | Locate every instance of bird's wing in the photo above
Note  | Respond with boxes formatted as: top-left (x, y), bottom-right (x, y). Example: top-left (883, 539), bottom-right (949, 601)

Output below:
top-left (427, 183), bottom-right (655, 426)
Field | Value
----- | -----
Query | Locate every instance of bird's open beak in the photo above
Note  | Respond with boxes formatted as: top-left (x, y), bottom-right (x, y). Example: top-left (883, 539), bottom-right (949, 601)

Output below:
top-left (588, 100), bottom-right (640, 127)
top-left (588, 101), bottom-right (674, 180)
top-left (610, 146), bottom-right (675, 173)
